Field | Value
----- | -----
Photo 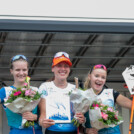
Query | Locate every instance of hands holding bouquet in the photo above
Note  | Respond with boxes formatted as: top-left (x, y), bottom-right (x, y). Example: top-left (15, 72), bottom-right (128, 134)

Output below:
top-left (69, 76), bottom-right (123, 132)
top-left (4, 76), bottom-right (41, 128)
top-left (70, 77), bottom-right (97, 127)
top-left (89, 100), bottom-right (123, 130)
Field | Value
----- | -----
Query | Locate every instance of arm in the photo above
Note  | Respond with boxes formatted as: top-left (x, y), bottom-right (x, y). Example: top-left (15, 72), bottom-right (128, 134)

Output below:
top-left (38, 98), bottom-right (55, 128)
top-left (86, 128), bottom-right (98, 134)
top-left (116, 94), bottom-right (132, 109)
top-left (79, 125), bottom-right (98, 134)
top-left (38, 98), bottom-right (46, 124)
top-left (0, 87), bottom-right (6, 104)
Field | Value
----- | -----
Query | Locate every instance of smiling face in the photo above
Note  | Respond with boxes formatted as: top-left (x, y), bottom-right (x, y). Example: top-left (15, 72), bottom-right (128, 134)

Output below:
top-left (89, 68), bottom-right (107, 94)
top-left (52, 61), bottom-right (70, 81)
top-left (10, 60), bottom-right (28, 86)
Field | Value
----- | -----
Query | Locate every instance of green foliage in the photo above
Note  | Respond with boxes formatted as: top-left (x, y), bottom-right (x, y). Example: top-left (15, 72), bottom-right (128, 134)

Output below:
top-left (71, 118), bottom-right (80, 127)
top-left (5, 87), bottom-right (41, 103)
top-left (79, 87), bottom-right (87, 91)
top-left (24, 121), bottom-right (34, 128)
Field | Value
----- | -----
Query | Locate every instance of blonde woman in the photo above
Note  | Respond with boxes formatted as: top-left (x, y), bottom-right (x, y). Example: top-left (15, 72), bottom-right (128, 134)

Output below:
top-left (83, 64), bottom-right (132, 134)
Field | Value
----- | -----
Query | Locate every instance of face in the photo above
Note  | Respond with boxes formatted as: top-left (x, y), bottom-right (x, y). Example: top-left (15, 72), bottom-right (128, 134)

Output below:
top-left (10, 60), bottom-right (28, 84)
top-left (89, 68), bottom-right (107, 94)
top-left (52, 61), bottom-right (70, 81)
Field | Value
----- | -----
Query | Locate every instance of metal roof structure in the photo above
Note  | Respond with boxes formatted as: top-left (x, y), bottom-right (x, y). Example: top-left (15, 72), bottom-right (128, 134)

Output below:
top-left (0, 19), bottom-right (134, 89)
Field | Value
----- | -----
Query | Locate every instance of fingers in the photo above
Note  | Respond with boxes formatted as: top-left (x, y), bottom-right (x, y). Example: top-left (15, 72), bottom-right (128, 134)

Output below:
top-left (40, 119), bottom-right (55, 128)
top-left (22, 112), bottom-right (37, 121)
top-left (75, 113), bottom-right (85, 124)
top-left (22, 111), bottom-right (32, 116)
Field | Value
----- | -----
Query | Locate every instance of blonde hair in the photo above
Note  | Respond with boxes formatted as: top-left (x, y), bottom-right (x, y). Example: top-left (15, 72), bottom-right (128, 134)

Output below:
top-left (84, 69), bottom-right (91, 89)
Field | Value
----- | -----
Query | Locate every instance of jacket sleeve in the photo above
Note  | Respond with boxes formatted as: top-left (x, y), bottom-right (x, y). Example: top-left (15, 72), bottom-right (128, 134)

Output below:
top-left (0, 87), bottom-right (6, 103)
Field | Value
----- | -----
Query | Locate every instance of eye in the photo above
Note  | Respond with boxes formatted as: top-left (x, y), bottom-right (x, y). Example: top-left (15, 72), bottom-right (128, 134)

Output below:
top-left (57, 64), bottom-right (62, 67)
top-left (102, 76), bottom-right (106, 79)
top-left (15, 69), bottom-right (20, 71)
top-left (64, 64), bottom-right (69, 68)
top-left (95, 74), bottom-right (99, 77)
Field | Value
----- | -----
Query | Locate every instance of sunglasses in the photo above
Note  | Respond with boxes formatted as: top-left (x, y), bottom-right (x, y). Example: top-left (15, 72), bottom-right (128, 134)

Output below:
top-left (54, 52), bottom-right (69, 59)
top-left (93, 64), bottom-right (107, 71)
top-left (11, 55), bottom-right (27, 63)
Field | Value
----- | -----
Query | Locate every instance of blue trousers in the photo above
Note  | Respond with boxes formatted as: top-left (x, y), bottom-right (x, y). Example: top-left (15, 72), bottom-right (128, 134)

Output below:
top-left (10, 128), bottom-right (42, 134)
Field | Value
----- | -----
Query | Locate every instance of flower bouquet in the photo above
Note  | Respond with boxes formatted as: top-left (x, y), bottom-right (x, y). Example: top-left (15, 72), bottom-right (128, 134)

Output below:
top-left (69, 77), bottom-right (97, 127)
top-left (89, 100), bottom-right (123, 130)
top-left (4, 76), bottom-right (41, 128)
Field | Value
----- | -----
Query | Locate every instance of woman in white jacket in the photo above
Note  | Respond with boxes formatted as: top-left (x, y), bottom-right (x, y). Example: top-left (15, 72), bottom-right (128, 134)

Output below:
top-left (39, 52), bottom-right (85, 134)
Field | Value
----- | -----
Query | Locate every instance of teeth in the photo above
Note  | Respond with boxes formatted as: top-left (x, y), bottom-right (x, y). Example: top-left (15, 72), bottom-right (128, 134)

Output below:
top-left (59, 72), bottom-right (66, 74)
top-left (96, 82), bottom-right (101, 85)
top-left (18, 76), bottom-right (25, 78)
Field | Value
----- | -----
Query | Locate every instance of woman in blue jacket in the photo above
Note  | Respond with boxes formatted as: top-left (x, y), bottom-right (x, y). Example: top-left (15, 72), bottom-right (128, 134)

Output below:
top-left (0, 55), bottom-right (42, 134)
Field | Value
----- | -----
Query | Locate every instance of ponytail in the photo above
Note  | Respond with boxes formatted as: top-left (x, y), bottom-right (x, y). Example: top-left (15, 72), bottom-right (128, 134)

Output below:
top-left (84, 69), bottom-right (91, 89)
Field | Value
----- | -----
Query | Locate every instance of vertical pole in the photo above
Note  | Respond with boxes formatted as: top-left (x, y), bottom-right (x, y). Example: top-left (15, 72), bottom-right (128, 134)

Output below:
top-left (129, 95), bottom-right (134, 134)
top-left (122, 107), bottom-right (129, 134)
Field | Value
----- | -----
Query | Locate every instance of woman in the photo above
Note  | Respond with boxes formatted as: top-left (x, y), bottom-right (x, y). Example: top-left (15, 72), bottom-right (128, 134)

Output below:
top-left (82, 64), bottom-right (132, 134)
top-left (0, 54), bottom-right (42, 134)
top-left (39, 52), bottom-right (85, 134)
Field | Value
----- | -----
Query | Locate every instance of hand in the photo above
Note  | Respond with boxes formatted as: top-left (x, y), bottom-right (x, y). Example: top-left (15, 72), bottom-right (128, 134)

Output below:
top-left (22, 112), bottom-right (37, 121)
top-left (86, 128), bottom-right (98, 134)
top-left (75, 113), bottom-right (85, 124)
top-left (39, 118), bottom-right (55, 128)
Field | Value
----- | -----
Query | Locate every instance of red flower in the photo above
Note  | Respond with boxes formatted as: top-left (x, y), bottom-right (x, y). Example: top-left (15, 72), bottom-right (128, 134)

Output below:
top-left (114, 115), bottom-right (118, 120)
top-left (95, 104), bottom-right (99, 107)
top-left (14, 91), bottom-right (21, 96)
top-left (92, 104), bottom-right (96, 107)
